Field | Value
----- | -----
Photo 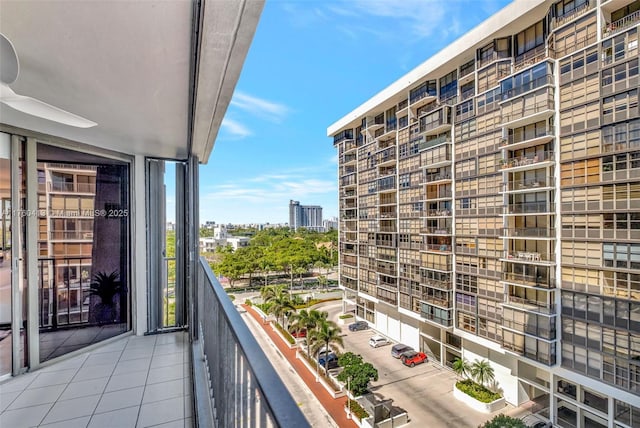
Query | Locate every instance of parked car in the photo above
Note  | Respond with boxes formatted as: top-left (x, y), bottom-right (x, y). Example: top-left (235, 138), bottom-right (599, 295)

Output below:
top-left (520, 415), bottom-right (552, 428)
top-left (317, 351), bottom-right (339, 369)
top-left (348, 321), bottom-right (369, 331)
top-left (369, 335), bottom-right (391, 348)
top-left (401, 351), bottom-right (427, 367)
top-left (290, 329), bottom-right (306, 338)
top-left (391, 344), bottom-right (413, 358)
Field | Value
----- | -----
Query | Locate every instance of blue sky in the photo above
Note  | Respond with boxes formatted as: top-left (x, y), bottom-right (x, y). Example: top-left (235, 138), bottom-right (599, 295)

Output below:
top-left (198, 0), bottom-right (512, 225)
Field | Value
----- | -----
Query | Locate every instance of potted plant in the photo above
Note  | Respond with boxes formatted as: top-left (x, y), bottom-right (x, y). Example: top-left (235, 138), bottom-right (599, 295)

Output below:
top-left (88, 270), bottom-right (126, 324)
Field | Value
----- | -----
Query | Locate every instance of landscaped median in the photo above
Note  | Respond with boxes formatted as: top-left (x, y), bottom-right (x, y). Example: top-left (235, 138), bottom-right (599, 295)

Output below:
top-left (296, 350), bottom-right (346, 398)
top-left (453, 379), bottom-right (505, 413)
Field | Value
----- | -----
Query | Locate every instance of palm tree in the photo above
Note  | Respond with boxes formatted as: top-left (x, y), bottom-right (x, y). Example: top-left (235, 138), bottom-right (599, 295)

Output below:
top-left (289, 309), bottom-right (328, 355)
top-left (308, 319), bottom-right (343, 371)
top-left (452, 357), bottom-right (471, 380)
top-left (260, 285), bottom-right (294, 327)
top-left (471, 359), bottom-right (495, 388)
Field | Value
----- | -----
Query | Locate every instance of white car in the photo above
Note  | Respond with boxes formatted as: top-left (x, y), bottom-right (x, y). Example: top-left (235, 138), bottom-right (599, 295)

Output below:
top-left (369, 335), bottom-right (390, 348)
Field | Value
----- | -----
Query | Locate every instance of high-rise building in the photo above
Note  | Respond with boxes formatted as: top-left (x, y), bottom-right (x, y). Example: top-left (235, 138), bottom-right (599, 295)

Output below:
top-left (289, 199), bottom-right (324, 231)
top-left (329, 1), bottom-right (640, 426)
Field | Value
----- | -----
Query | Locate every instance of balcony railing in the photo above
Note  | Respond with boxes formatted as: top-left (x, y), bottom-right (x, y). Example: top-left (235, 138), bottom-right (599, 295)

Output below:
top-left (502, 176), bottom-right (554, 192)
top-left (477, 51), bottom-right (511, 69)
top-left (504, 251), bottom-right (555, 262)
top-left (504, 126), bottom-right (554, 147)
top-left (504, 295), bottom-right (556, 315)
top-left (503, 227), bottom-right (555, 238)
top-left (424, 244), bottom-right (452, 252)
top-left (501, 98), bottom-right (554, 124)
top-left (513, 46), bottom-right (552, 73)
top-left (506, 201), bottom-right (555, 214)
top-left (603, 10), bottom-right (640, 38)
top-left (551, 2), bottom-right (595, 30)
top-left (422, 278), bottom-right (453, 290)
top-left (501, 74), bottom-right (553, 101)
top-left (196, 258), bottom-right (309, 428)
top-left (500, 151), bottom-right (554, 169)
top-left (502, 271), bottom-right (556, 288)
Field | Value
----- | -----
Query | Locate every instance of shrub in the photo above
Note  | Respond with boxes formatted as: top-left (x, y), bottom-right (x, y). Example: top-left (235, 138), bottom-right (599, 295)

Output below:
top-left (274, 322), bottom-right (295, 344)
top-left (244, 299), bottom-right (252, 306)
top-left (337, 352), bottom-right (378, 396)
top-left (456, 379), bottom-right (502, 403)
top-left (346, 399), bottom-right (369, 420)
top-left (339, 314), bottom-right (354, 319)
top-left (478, 414), bottom-right (526, 428)
top-left (228, 294), bottom-right (235, 302)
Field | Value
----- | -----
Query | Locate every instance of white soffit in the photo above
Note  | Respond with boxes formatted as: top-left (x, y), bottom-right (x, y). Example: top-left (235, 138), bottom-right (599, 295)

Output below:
top-left (0, 0), bottom-right (263, 162)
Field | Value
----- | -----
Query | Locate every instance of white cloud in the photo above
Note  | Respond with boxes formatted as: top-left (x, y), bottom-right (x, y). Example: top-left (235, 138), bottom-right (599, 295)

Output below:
top-left (230, 91), bottom-right (290, 123)
top-left (220, 118), bottom-right (252, 139)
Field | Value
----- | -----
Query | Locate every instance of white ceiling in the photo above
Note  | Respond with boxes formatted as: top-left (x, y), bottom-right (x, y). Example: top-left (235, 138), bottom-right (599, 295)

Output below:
top-left (0, 0), bottom-right (263, 163)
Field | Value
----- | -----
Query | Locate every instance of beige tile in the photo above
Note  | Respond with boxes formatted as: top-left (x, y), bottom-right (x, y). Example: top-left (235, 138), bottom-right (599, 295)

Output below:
top-left (88, 405), bottom-right (139, 428)
top-left (104, 370), bottom-right (148, 392)
top-left (112, 358), bottom-right (151, 376)
top-left (142, 379), bottom-right (183, 404)
top-left (40, 415), bottom-right (91, 428)
top-left (146, 364), bottom-right (184, 385)
top-left (137, 397), bottom-right (184, 427)
top-left (95, 386), bottom-right (144, 414)
top-left (83, 351), bottom-right (123, 367)
top-left (73, 363), bottom-right (116, 382)
top-left (29, 368), bottom-right (78, 388)
top-left (7, 384), bottom-right (66, 410)
top-left (41, 394), bottom-right (101, 425)
top-left (59, 377), bottom-right (109, 401)
top-left (0, 402), bottom-right (52, 427)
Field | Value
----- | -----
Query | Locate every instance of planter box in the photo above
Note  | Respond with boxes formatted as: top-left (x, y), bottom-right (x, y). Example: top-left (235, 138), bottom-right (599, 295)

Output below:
top-left (344, 406), bottom-right (363, 427)
top-left (296, 351), bottom-right (345, 398)
top-left (271, 324), bottom-right (297, 349)
top-left (453, 383), bottom-right (505, 413)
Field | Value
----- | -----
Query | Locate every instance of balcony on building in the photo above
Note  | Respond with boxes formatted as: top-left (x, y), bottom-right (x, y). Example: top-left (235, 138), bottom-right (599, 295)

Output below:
top-left (501, 226), bottom-right (555, 239)
top-left (423, 167), bottom-right (452, 185)
top-left (421, 289), bottom-right (452, 310)
top-left (421, 253), bottom-right (452, 272)
top-left (500, 175), bottom-right (555, 193)
top-left (421, 222), bottom-right (452, 235)
top-left (502, 265), bottom-right (556, 289)
top-left (500, 89), bottom-right (555, 128)
top-left (501, 250), bottom-right (556, 265)
top-left (422, 236), bottom-right (453, 254)
top-left (458, 59), bottom-right (476, 85)
top-left (601, 0), bottom-right (640, 37)
top-left (413, 105), bottom-right (453, 139)
top-left (421, 271), bottom-right (453, 291)
top-left (500, 120), bottom-right (554, 151)
top-left (334, 128), bottom-right (355, 146)
top-left (550, 0), bottom-right (595, 31)
top-left (409, 80), bottom-right (438, 111)
top-left (504, 199), bottom-right (555, 215)
top-left (420, 303), bottom-right (453, 327)
top-left (500, 149), bottom-right (554, 172)
top-left (502, 284), bottom-right (556, 316)
top-left (375, 146), bottom-right (397, 168)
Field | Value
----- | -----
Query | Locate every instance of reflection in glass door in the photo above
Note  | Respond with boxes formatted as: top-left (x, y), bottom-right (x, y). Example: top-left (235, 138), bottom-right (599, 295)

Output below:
top-left (37, 144), bottom-right (131, 362)
top-left (0, 134), bottom-right (11, 376)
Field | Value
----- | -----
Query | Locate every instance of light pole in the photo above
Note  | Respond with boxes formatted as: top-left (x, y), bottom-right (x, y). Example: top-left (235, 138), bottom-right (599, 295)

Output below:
top-left (346, 376), bottom-right (351, 419)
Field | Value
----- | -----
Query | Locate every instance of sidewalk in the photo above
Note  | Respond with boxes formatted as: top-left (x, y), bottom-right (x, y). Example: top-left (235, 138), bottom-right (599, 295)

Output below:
top-left (243, 305), bottom-right (357, 428)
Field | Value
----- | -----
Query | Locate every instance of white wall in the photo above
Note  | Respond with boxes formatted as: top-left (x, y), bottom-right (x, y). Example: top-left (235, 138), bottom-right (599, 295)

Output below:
top-left (463, 342), bottom-right (520, 406)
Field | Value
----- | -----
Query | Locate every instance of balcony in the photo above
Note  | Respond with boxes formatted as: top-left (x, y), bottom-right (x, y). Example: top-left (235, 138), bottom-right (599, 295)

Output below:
top-left (502, 227), bottom-right (555, 238)
top-left (500, 176), bottom-right (554, 193)
top-left (418, 135), bottom-right (451, 152)
top-left (502, 271), bottom-right (556, 288)
top-left (550, 1), bottom-right (595, 30)
top-left (421, 277), bottom-right (453, 291)
top-left (501, 98), bottom-right (554, 128)
top-left (500, 151), bottom-right (554, 171)
top-left (603, 9), bottom-right (640, 38)
top-left (423, 243), bottom-right (452, 253)
top-left (421, 226), bottom-right (452, 235)
top-left (503, 294), bottom-right (556, 315)
top-left (424, 209), bottom-right (452, 217)
top-left (197, 259), bottom-right (308, 427)
top-left (502, 251), bottom-right (555, 264)
top-left (477, 51), bottom-right (511, 69)
top-left (423, 172), bottom-right (452, 185)
top-left (513, 47), bottom-right (552, 73)
top-left (500, 126), bottom-right (554, 150)
top-left (421, 294), bottom-right (452, 309)
top-left (505, 201), bottom-right (555, 215)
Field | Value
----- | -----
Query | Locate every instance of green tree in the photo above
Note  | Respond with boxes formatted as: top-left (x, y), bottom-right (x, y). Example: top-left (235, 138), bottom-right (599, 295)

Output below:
top-left (337, 352), bottom-right (378, 396)
top-left (478, 414), bottom-right (526, 428)
top-left (260, 285), bottom-right (294, 327)
top-left (471, 359), bottom-right (496, 389)
top-left (288, 309), bottom-right (327, 355)
top-left (308, 319), bottom-right (344, 371)
top-left (452, 357), bottom-right (471, 380)
top-left (317, 274), bottom-right (328, 291)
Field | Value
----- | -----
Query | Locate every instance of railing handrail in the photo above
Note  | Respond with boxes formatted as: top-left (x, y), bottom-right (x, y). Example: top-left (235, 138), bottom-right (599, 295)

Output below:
top-left (603, 10), bottom-right (640, 37)
top-left (198, 257), bottom-right (310, 427)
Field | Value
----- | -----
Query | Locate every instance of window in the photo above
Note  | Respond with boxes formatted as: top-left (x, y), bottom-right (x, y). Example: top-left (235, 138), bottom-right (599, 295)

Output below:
top-left (515, 20), bottom-right (545, 56)
top-left (439, 70), bottom-right (458, 102)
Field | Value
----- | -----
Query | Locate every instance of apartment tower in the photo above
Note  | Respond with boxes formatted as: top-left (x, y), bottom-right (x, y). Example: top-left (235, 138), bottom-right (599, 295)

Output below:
top-left (328, 0), bottom-right (639, 427)
top-left (289, 199), bottom-right (324, 231)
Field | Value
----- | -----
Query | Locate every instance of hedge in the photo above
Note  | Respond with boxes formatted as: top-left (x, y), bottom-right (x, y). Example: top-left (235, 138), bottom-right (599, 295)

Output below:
top-left (346, 399), bottom-right (369, 420)
top-left (274, 322), bottom-right (295, 345)
top-left (456, 379), bottom-right (502, 403)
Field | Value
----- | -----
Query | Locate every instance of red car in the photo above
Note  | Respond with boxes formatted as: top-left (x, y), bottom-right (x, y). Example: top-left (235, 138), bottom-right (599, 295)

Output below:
top-left (290, 329), bottom-right (306, 338)
top-left (401, 351), bottom-right (427, 367)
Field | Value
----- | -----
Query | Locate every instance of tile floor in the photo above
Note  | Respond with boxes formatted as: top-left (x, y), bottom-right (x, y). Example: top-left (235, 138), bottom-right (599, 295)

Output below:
top-left (0, 332), bottom-right (192, 428)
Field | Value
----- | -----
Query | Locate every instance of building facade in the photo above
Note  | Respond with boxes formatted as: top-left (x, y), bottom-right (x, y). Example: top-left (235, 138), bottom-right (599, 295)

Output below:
top-left (289, 199), bottom-right (324, 231)
top-left (328, 0), bottom-right (639, 427)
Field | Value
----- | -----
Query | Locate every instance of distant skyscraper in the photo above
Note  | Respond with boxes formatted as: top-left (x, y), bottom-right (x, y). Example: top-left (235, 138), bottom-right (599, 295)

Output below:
top-left (289, 200), bottom-right (323, 232)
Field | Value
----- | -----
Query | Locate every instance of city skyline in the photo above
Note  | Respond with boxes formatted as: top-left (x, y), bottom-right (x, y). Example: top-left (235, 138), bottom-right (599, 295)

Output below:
top-left (196, 0), bottom-right (512, 224)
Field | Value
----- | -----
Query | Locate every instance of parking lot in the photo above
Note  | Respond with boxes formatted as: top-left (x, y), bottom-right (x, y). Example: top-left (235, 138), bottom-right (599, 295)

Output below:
top-left (339, 323), bottom-right (500, 428)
